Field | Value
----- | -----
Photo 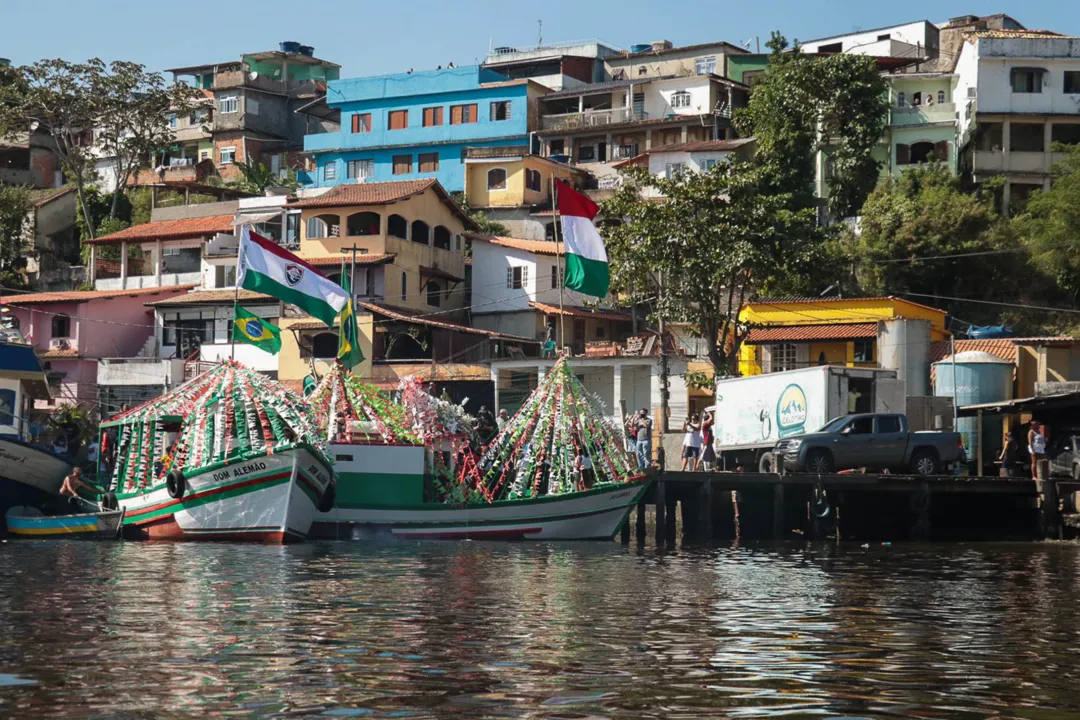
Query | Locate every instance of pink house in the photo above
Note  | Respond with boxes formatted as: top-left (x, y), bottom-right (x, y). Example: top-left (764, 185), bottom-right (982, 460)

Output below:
top-left (1, 285), bottom-right (195, 410)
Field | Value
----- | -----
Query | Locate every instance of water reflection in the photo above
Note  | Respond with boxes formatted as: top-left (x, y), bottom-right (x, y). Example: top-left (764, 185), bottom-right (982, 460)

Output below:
top-left (0, 541), bottom-right (1079, 717)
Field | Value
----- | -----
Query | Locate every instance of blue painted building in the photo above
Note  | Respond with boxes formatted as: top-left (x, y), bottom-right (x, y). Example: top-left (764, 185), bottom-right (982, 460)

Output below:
top-left (304, 66), bottom-right (542, 192)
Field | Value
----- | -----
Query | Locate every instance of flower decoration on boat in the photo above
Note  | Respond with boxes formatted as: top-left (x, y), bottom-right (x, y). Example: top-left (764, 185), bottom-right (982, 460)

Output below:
top-left (308, 363), bottom-right (419, 445)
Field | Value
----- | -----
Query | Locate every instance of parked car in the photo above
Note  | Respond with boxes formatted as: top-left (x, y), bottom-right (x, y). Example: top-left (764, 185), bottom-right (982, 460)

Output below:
top-left (1048, 432), bottom-right (1080, 479)
top-left (773, 413), bottom-right (965, 475)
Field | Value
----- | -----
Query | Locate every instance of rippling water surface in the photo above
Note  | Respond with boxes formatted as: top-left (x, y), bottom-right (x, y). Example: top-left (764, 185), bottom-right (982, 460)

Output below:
top-left (2, 540), bottom-right (1080, 718)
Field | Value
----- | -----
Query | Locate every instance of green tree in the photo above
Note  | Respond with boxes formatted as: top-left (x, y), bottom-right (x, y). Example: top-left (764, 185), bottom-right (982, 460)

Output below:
top-left (0, 186), bottom-right (31, 290)
top-left (601, 162), bottom-right (817, 376)
top-left (231, 161), bottom-right (299, 195)
top-left (1014, 144), bottom-right (1080, 302)
top-left (735, 32), bottom-right (889, 219)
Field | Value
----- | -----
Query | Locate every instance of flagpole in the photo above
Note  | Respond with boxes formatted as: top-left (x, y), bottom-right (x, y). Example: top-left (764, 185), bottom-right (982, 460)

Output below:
top-left (231, 228), bottom-right (244, 363)
top-left (550, 175), bottom-right (565, 354)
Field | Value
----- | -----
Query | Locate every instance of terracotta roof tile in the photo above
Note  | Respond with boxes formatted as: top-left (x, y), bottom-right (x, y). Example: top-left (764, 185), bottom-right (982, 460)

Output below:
top-left (40, 348), bottom-right (80, 359)
top-left (2, 285), bottom-right (197, 305)
top-left (28, 187), bottom-right (75, 207)
top-left (288, 180), bottom-right (437, 208)
top-left (145, 289), bottom-right (274, 307)
top-left (286, 319), bottom-right (330, 331)
top-left (88, 215), bottom-right (235, 244)
top-left (528, 301), bottom-right (630, 322)
top-left (612, 138), bottom-right (757, 168)
top-left (469, 234), bottom-right (563, 256)
top-left (298, 253), bottom-right (396, 268)
top-left (746, 323), bottom-right (878, 343)
top-left (967, 29), bottom-right (1072, 41)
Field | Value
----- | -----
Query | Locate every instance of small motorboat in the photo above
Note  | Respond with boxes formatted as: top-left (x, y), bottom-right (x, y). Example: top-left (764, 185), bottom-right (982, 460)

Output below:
top-left (5, 506), bottom-right (124, 539)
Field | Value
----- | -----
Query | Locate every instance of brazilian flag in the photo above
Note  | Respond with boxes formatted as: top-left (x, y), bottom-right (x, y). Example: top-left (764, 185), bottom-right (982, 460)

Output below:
top-left (233, 306), bottom-right (281, 354)
top-left (337, 271), bottom-right (364, 369)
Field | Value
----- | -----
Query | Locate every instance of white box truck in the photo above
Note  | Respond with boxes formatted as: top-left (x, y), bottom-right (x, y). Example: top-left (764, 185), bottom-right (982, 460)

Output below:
top-left (711, 366), bottom-right (904, 471)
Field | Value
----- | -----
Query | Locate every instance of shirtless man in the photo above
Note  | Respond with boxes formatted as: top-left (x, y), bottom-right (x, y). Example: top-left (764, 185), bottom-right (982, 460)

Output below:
top-left (59, 467), bottom-right (99, 513)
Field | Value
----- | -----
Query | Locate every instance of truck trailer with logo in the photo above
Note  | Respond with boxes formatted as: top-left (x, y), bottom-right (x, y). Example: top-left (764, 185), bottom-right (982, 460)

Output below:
top-left (710, 366), bottom-right (904, 472)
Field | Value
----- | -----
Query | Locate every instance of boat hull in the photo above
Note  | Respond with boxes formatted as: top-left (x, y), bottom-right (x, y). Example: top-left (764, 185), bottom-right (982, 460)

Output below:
top-left (311, 476), bottom-right (652, 541)
top-left (6, 508), bottom-right (123, 539)
top-left (0, 436), bottom-right (73, 503)
top-left (117, 447), bottom-right (332, 543)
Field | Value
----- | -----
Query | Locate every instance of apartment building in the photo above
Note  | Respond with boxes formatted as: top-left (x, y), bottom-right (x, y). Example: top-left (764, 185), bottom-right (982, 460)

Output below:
top-left (482, 39), bottom-right (620, 91)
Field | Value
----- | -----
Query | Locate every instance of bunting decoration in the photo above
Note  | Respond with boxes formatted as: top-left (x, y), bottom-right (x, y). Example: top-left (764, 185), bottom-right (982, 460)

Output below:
top-left (455, 358), bottom-right (637, 503)
top-left (102, 361), bottom-right (329, 493)
top-left (307, 363), bottom-right (418, 445)
top-left (397, 375), bottom-right (479, 447)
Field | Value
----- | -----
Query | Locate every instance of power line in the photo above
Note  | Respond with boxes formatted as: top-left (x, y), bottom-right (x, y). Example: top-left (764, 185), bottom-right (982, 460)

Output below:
top-left (898, 292), bottom-right (1080, 315)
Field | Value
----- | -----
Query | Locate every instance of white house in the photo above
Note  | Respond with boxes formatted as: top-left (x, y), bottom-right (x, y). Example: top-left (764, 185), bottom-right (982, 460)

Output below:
top-left (955, 29), bottom-right (1080, 212)
top-left (610, 138), bottom-right (757, 196)
top-left (799, 20), bottom-right (940, 59)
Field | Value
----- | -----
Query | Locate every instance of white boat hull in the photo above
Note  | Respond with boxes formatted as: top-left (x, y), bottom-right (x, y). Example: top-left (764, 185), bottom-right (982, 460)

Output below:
top-left (117, 447), bottom-right (332, 543)
top-left (312, 476), bottom-right (651, 541)
top-left (0, 437), bottom-right (73, 499)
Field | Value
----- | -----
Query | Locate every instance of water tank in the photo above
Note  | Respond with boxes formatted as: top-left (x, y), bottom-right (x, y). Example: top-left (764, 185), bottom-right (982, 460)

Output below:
top-left (279, 41), bottom-right (302, 53)
top-left (0, 58), bottom-right (10, 67)
top-left (651, 40), bottom-right (673, 52)
top-left (299, 45), bottom-right (315, 57)
top-left (933, 350), bottom-right (1014, 467)
top-left (968, 325), bottom-right (1014, 339)
top-left (878, 318), bottom-right (931, 396)
top-left (548, 154), bottom-right (571, 164)
top-left (631, 44), bottom-right (652, 53)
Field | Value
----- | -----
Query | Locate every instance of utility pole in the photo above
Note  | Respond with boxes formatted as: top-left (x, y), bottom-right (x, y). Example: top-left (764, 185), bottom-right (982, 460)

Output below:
top-left (340, 243), bottom-right (367, 298)
top-left (658, 270), bottom-right (669, 432)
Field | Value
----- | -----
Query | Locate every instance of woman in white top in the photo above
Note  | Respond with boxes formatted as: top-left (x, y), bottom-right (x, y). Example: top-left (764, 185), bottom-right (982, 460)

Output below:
top-left (681, 414), bottom-right (702, 471)
top-left (1028, 421), bottom-right (1048, 478)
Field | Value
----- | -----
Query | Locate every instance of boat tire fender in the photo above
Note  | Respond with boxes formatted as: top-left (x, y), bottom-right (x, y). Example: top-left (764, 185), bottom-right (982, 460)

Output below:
top-left (318, 483), bottom-right (337, 513)
top-left (166, 470), bottom-right (186, 500)
top-left (100, 492), bottom-right (118, 511)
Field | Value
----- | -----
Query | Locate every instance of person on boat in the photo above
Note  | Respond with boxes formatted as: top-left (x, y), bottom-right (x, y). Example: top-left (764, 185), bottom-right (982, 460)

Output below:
top-left (631, 409), bottom-right (652, 470)
top-left (681, 414), bottom-right (702, 471)
top-left (86, 439), bottom-right (100, 478)
top-left (52, 435), bottom-right (68, 457)
top-left (575, 448), bottom-right (595, 490)
top-left (334, 412), bottom-right (349, 443)
top-left (497, 409), bottom-right (509, 430)
top-left (60, 467), bottom-right (99, 513)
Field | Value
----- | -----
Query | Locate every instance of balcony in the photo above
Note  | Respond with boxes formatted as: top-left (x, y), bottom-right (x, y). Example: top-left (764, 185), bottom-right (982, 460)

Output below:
top-left (95, 272), bottom-right (202, 291)
top-left (541, 107), bottom-right (646, 132)
top-left (890, 103), bottom-right (956, 127)
top-left (98, 357), bottom-right (186, 388)
top-left (972, 150), bottom-right (1066, 176)
top-left (0, 168), bottom-right (35, 184)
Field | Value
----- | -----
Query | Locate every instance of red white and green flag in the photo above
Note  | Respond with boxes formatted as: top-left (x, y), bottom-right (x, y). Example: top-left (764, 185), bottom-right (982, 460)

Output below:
top-left (237, 227), bottom-right (349, 327)
top-left (556, 179), bottom-right (609, 298)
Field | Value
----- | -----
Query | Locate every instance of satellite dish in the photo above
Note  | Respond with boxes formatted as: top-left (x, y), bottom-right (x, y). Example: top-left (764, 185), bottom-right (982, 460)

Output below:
top-left (28, 120), bottom-right (39, 132)
top-left (249, 71), bottom-right (259, 81)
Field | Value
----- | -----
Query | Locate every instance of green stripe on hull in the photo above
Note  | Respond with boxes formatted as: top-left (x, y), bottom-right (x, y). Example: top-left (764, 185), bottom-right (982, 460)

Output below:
top-left (122, 472), bottom-right (291, 525)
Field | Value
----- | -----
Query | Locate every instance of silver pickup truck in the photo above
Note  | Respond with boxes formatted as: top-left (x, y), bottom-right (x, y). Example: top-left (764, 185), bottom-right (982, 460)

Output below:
top-left (773, 413), bottom-right (965, 475)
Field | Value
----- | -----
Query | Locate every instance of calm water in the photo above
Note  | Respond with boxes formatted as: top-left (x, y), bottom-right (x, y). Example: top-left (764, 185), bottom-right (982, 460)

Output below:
top-left (2, 541), bottom-right (1080, 719)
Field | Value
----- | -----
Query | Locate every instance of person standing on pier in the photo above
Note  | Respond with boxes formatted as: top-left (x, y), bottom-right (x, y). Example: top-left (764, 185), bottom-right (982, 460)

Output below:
top-left (631, 409), bottom-right (652, 470)
top-left (698, 410), bottom-right (716, 472)
top-left (1029, 421), bottom-right (1047, 477)
top-left (681, 414), bottom-right (702, 471)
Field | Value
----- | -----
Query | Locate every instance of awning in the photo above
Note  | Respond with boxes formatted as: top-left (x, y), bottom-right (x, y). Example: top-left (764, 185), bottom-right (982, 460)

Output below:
top-left (959, 391), bottom-right (1080, 418)
top-left (231, 211), bottom-right (282, 226)
top-left (420, 265), bottom-right (464, 283)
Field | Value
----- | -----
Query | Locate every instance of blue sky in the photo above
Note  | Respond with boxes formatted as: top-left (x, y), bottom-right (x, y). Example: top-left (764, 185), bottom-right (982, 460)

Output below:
top-left (3, 1), bottom-right (1077, 77)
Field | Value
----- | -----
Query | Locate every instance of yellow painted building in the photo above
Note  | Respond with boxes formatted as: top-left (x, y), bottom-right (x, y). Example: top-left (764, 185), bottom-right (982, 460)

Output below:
top-left (463, 151), bottom-right (585, 209)
top-left (738, 296), bottom-right (950, 377)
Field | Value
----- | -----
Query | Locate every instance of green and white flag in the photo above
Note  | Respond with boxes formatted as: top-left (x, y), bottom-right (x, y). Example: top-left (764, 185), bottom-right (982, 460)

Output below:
top-left (556, 178), bottom-right (609, 298)
top-left (232, 305), bottom-right (281, 354)
top-left (237, 227), bottom-right (348, 327)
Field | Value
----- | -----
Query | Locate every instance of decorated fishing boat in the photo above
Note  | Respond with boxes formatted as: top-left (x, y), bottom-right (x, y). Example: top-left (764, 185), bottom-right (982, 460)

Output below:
top-left (5, 506), bottom-right (124, 539)
top-left (0, 340), bottom-right (73, 516)
top-left (99, 361), bottom-right (334, 543)
top-left (311, 359), bottom-right (650, 541)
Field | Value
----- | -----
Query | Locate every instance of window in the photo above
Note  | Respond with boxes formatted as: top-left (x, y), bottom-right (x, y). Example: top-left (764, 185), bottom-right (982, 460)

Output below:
top-left (664, 162), bottom-right (686, 179)
top-left (392, 154), bottom-right (412, 175)
top-left (433, 226), bottom-right (451, 250)
top-left (219, 146), bottom-right (236, 164)
top-left (427, 281), bottom-right (442, 307)
top-left (768, 343), bottom-right (797, 373)
top-left (323, 163), bottom-right (336, 181)
top-left (1051, 124), bottom-right (1080, 145)
top-left (1066, 71), bottom-right (1080, 94)
top-left (877, 33), bottom-right (891, 41)
top-left (346, 211), bottom-right (380, 236)
top-left (549, 139), bottom-right (565, 155)
top-left (596, 325), bottom-right (606, 339)
top-left (1011, 67), bottom-right (1045, 94)
top-left (551, 265), bottom-right (558, 289)
top-left (525, 169), bottom-right (542, 192)
top-left (976, 123), bottom-right (1004, 152)
top-left (400, 271), bottom-right (407, 302)
top-left (347, 159), bottom-right (373, 179)
top-left (912, 91), bottom-right (922, 106)
top-left (351, 113), bottom-right (371, 133)
top-left (507, 265), bottom-right (527, 289)
top-left (818, 42), bottom-right (842, 53)
top-left (877, 416), bottom-right (902, 434)
top-left (638, 65), bottom-right (647, 76)
top-left (310, 332), bottom-right (339, 359)
top-left (842, 417), bottom-right (874, 435)
top-left (694, 56), bottom-right (716, 75)
top-left (578, 145), bottom-right (596, 162)
top-left (411, 220), bottom-right (430, 245)
top-left (422, 106), bottom-right (443, 127)
top-left (247, 97), bottom-right (260, 115)
top-left (166, 113), bottom-right (178, 128)
top-left (937, 90), bottom-right (946, 105)
top-left (418, 152), bottom-right (439, 173)
top-left (388, 110), bottom-right (408, 130)
top-left (307, 214), bottom-right (340, 239)
top-left (487, 167), bottom-right (507, 190)
top-left (215, 264), bottom-right (237, 288)
top-left (897, 141), bottom-right (948, 165)
top-left (743, 70), bottom-right (764, 86)
top-left (853, 339), bottom-right (874, 363)
top-left (897, 92), bottom-right (906, 108)
top-left (450, 103), bottom-right (477, 124)
top-left (51, 314), bottom-right (71, 339)
top-left (671, 90), bottom-right (692, 109)
top-left (219, 96), bottom-right (238, 114)
top-left (490, 101), bottom-right (511, 121)
top-left (455, 234), bottom-right (463, 252)
top-left (163, 318), bottom-right (213, 348)
top-left (388, 214), bottom-right (407, 239)
top-left (700, 158), bottom-right (718, 171)
top-left (1011, 123), bottom-right (1045, 152)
